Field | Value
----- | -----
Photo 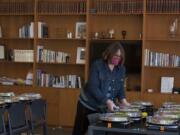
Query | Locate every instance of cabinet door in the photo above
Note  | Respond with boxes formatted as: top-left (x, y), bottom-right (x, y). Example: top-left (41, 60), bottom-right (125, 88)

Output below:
top-left (59, 89), bottom-right (80, 127)
top-left (39, 88), bottom-right (60, 126)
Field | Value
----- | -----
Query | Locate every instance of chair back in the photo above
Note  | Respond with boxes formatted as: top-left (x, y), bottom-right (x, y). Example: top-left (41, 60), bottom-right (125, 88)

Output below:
top-left (0, 107), bottom-right (6, 135)
top-left (28, 99), bottom-right (48, 135)
top-left (7, 102), bottom-right (28, 129)
top-left (29, 99), bottom-right (47, 123)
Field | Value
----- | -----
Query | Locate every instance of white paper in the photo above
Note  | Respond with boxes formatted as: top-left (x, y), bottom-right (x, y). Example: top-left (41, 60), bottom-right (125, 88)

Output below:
top-left (161, 77), bottom-right (174, 93)
top-left (76, 47), bottom-right (85, 64)
top-left (0, 45), bottom-right (4, 59)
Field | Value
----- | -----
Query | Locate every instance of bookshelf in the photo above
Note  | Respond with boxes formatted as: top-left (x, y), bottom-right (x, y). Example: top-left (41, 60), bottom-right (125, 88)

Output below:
top-left (0, 0), bottom-right (179, 127)
top-left (0, 0), bottom-right (85, 126)
top-left (0, 0), bottom-right (35, 88)
top-left (88, 0), bottom-right (143, 93)
top-left (141, 0), bottom-right (180, 106)
top-left (35, 0), bottom-right (86, 126)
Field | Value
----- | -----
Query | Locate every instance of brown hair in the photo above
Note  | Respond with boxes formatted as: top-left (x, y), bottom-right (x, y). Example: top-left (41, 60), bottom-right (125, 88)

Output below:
top-left (102, 42), bottom-right (125, 65)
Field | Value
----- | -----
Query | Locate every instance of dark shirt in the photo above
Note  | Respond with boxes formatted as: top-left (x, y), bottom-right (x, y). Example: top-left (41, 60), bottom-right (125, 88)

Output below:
top-left (79, 59), bottom-right (126, 111)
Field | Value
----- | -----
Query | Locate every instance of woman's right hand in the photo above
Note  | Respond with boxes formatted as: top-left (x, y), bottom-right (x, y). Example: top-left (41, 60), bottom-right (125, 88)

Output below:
top-left (106, 99), bottom-right (118, 112)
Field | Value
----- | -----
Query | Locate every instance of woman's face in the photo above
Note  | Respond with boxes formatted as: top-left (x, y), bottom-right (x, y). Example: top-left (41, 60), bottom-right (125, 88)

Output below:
top-left (110, 49), bottom-right (122, 66)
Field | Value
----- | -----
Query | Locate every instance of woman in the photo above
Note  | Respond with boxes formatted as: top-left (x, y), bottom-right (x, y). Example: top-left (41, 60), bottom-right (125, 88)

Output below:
top-left (72, 42), bottom-right (130, 135)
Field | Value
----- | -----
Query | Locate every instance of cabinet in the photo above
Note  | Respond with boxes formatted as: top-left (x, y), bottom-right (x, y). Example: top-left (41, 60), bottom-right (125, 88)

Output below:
top-left (59, 89), bottom-right (80, 126)
top-left (0, 0), bottom-right (179, 127)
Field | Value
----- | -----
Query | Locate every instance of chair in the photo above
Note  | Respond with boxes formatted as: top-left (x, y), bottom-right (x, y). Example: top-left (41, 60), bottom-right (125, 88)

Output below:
top-left (7, 102), bottom-right (30, 135)
top-left (0, 106), bottom-right (6, 135)
top-left (28, 99), bottom-right (48, 135)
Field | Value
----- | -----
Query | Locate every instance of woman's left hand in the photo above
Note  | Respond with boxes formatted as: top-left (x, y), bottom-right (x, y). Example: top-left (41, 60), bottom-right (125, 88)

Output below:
top-left (121, 98), bottom-right (131, 106)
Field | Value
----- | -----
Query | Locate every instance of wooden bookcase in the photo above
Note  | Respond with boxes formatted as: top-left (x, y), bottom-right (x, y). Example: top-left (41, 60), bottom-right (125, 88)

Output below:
top-left (88, 0), bottom-right (143, 97)
top-left (0, 0), bottom-right (179, 127)
top-left (0, 0), bottom-right (85, 126)
top-left (141, 0), bottom-right (180, 107)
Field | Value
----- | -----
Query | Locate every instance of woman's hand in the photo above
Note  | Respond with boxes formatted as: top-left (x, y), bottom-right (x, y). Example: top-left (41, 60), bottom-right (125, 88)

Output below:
top-left (121, 98), bottom-right (131, 107)
top-left (106, 99), bottom-right (118, 112)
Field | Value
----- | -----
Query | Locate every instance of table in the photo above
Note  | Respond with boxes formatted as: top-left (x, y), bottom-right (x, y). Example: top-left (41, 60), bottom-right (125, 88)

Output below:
top-left (88, 122), bottom-right (179, 135)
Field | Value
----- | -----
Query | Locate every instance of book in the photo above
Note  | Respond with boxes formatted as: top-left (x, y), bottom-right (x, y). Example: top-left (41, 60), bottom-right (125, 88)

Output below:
top-left (38, 21), bottom-right (48, 38)
top-left (29, 22), bottom-right (34, 38)
top-left (37, 45), bottom-right (44, 62)
top-left (0, 45), bottom-right (5, 59)
top-left (161, 77), bottom-right (174, 93)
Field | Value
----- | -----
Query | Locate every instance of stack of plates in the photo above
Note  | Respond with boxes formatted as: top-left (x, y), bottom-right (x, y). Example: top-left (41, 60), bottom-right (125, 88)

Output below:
top-left (0, 92), bottom-right (42, 104)
top-left (18, 93), bottom-right (42, 100)
top-left (132, 101), bottom-right (153, 107)
top-left (0, 92), bottom-right (15, 97)
top-left (99, 113), bottom-right (130, 123)
top-left (146, 102), bottom-right (180, 131)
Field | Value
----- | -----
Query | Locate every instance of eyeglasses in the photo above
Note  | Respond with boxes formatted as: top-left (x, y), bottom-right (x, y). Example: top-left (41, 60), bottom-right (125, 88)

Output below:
top-left (113, 55), bottom-right (121, 58)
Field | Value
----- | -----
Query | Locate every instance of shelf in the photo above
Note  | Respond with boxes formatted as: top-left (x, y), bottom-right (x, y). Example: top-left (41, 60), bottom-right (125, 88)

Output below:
top-left (0, 84), bottom-right (33, 89)
top-left (38, 38), bottom-right (86, 41)
top-left (126, 91), bottom-right (141, 94)
top-left (143, 92), bottom-right (179, 96)
top-left (90, 39), bottom-right (142, 41)
top-left (0, 13), bottom-right (34, 16)
top-left (36, 62), bottom-right (85, 66)
top-left (145, 38), bottom-right (180, 42)
top-left (0, 38), bottom-right (34, 40)
top-left (35, 86), bottom-right (80, 90)
top-left (0, 61), bottom-right (34, 64)
top-left (38, 13), bottom-right (86, 16)
top-left (146, 13), bottom-right (180, 15)
top-left (0, 85), bottom-right (80, 91)
top-left (144, 66), bottom-right (180, 70)
top-left (90, 13), bottom-right (143, 16)
top-left (0, 61), bottom-right (85, 65)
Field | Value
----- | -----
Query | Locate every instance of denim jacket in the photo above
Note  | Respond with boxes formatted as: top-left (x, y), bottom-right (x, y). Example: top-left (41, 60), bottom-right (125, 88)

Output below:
top-left (79, 59), bottom-right (126, 111)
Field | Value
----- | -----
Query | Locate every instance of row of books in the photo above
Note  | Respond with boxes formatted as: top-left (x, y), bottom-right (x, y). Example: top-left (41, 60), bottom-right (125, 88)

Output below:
top-left (38, 1), bottom-right (86, 14)
top-left (3, 21), bottom-right (47, 38)
top-left (19, 22), bottom-right (34, 38)
top-left (36, 70), bottom-right (82, 88)
top-left (144, 49), bottom-right (180, 67)
top-left (0, 2), bottom-right (34, 14)
top-left (13, 49), bottom-right (34, 62)
top-left (91, 0), bottom-right (143, 14)
top-left (19, 21), bottom-right (48, 38)
top-left (146, 0), bottom-right (180, 13)
top-left (37, 45), bottom-right (71, 63)
top-left (0, 1), bottom-right (179, 14)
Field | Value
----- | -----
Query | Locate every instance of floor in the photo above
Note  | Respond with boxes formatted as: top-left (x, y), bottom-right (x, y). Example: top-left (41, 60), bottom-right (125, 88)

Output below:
top-left (48, 127), bottom-right (72, 135)
top-left (33, 127), bottom-right (72, 135)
